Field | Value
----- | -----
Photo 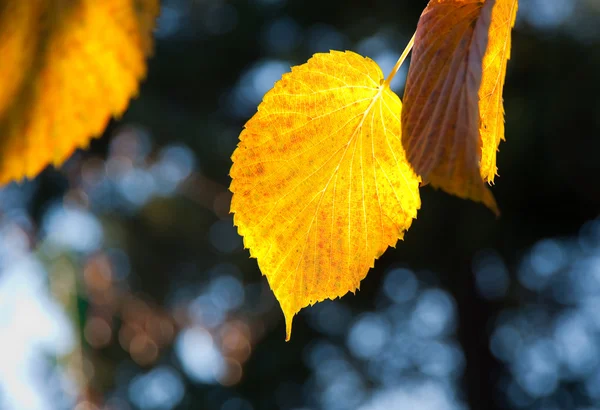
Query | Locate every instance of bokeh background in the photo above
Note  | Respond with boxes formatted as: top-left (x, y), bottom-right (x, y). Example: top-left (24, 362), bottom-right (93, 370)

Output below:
top-left (1, 1), bottom-right (600, 409)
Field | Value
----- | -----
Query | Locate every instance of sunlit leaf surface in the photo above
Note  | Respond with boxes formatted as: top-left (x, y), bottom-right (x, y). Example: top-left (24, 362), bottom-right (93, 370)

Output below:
top-left (230, 51), bottom-right (421, 340)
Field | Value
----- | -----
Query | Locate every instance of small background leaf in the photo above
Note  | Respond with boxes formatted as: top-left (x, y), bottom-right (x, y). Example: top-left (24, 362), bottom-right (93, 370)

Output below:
top-left (0, 0), bottom-right (159, 184)
top-left (230, 51), bottom-right (420, 340)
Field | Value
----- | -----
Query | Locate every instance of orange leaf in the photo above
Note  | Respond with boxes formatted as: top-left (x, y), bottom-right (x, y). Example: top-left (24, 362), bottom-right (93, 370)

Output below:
top-left (402, 0), bottom-right (518, 214)
top-left (0, 0), bottom-right (159, 184)
top-left (230, 51), bottom-right (421, 340)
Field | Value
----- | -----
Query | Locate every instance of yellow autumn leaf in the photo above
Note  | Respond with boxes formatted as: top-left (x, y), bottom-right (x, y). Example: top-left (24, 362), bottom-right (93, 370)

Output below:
top-left (402, 0), bottom-right (518, 214)
top-left (0, 0), bottom-right (159, 184)
top-left (230, 51), bottom-right (421, 340)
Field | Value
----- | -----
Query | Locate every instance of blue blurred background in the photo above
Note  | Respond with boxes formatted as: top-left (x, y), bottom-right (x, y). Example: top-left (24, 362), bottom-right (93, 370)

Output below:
top-left (1, 0), bottom-right (600, 409)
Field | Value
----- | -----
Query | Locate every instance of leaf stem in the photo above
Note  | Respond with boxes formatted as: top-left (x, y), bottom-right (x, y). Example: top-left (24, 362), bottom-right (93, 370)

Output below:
top-left (384, 32), bottom-right (416, 88)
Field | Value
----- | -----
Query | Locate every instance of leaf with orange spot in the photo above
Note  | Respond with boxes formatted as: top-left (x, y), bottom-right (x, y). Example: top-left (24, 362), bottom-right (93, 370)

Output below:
top-left (230, 51), bottom-right (421, 340)
top-left (402, 0), bottom-right (518, 214)
top-left (0, 0), bottom-right (159, 184)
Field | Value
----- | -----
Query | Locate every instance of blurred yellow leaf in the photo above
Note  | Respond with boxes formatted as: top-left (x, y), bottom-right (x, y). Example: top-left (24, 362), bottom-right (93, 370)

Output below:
top-left (0, 0), bottom-right (159, 184)
top-left (402, 0), bottom-right (518, 214)
top-left (230, 51), bottom-right (421, 340)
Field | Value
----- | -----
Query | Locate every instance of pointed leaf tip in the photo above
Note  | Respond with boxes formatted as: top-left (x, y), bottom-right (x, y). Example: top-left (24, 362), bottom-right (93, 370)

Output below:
top-left (284, 311), bottom-right (294, 342)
